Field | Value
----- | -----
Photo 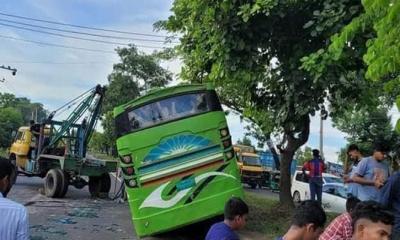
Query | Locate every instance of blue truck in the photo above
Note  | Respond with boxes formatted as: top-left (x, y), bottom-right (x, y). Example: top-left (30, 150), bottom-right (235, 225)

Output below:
top-left (259, 151), bottom-right (297, 191)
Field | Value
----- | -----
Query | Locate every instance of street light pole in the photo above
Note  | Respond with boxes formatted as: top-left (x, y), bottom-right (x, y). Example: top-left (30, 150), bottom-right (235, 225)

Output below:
top-left (320, 107), bottom-right (328, 159)
top-left (0, 65), bottom-right (17, 75)
top-left (320, 114), bottom-right (324, 158)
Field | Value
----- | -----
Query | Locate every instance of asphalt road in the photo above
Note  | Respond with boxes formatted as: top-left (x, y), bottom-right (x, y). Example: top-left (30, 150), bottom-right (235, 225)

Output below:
top-left (7, 175), bottom-right (279, 240)
top-left (8, 174), bottom-right (136, 240)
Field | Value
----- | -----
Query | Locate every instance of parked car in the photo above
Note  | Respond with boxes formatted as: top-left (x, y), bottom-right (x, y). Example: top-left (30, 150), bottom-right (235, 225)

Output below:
top-left (291, 171), bottom-right (346, 213)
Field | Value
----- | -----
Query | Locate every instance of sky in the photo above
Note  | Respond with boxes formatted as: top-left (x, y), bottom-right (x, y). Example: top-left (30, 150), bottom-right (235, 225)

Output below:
top-left (0, 1), bottom-right (398, 163)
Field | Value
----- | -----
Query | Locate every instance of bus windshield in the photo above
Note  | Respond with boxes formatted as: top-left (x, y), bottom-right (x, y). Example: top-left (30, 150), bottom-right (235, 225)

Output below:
top-left (126, 92), bottom-right (221, 131)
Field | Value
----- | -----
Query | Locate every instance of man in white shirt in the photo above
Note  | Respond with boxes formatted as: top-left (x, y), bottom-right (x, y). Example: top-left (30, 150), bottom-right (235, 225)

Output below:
top-left (0, 159), bottom-right (29, 240)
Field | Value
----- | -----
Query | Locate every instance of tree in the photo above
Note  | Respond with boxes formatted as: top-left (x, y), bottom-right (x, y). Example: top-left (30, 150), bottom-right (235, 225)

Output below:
top-left (301, 0), bottom-right (400, 131)
top-left (89, 131), bottom-right (109, 154)
top-left (0, 107), bottom-right (23, 148)
top-left (236, 136), bottom-right (253, 147)
top-left (160, 0), bottom-right (380, 206)
top-left (294, 146), bottom-right (313, 166)
top-left (0, 93), bottom-right (48, 124)
top-left (102, 45), bottom-right (172, 155)
top-left (333, 107), bottom-right (399, 170)
top-left (333, 107), bottom-right (395, 146)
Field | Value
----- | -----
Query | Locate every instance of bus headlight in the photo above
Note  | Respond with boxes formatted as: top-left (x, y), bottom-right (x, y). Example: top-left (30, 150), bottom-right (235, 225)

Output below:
top-left (121, 155), bottom-right (133, 164)
top-left (220, 128), bottom-right (229, 137)
top-left (125, 179), bottom-right (137, 188)
top-left (225, 150), bottom-right (234, 160)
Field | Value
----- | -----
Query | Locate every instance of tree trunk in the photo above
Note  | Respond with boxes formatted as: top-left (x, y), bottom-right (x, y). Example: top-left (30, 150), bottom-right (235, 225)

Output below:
top-left (278, 115), bottom-right (310, 208)
top-left (279, 148), bottom-right (295, 208)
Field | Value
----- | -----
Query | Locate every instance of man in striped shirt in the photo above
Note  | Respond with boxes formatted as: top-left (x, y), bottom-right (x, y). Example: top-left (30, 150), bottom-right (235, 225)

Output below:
top-left (0, 158), bottom-right (29, 240)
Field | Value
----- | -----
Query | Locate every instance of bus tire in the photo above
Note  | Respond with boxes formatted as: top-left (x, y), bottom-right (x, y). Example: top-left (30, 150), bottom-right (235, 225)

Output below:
top-left (44, 169), bottom-right (63, 198)
top-left (89, 173), bottom-right (111, 198)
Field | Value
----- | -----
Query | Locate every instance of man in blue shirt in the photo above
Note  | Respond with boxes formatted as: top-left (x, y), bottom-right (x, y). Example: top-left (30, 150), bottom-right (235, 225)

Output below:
top-left (352, 143), bottom-right (389, 201)
top-left (0, 158), bottom-right (29, 240)
top-left (379, 172), bottom-right (400, 240)
top-left (344, 144), bottom-right (362, 198)
top-left (276, 200), bottom-right (326, 240)
top-left (206, 197), bottom-right (248, 240)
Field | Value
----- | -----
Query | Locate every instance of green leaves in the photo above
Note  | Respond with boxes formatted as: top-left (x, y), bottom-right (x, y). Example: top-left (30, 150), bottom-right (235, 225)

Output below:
top-left (0, 107), bottom-right (23, 148)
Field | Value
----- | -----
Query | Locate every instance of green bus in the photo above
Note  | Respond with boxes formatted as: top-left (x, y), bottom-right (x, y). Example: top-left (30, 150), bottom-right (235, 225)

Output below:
top-left (113, 84), bottom-right (244, 237)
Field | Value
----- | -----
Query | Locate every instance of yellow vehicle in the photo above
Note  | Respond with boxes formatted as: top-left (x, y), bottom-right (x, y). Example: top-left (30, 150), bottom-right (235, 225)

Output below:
top-left (234, 144), bottom-right (265, 189)
top-left (9, 126), bottom-right (50, 172)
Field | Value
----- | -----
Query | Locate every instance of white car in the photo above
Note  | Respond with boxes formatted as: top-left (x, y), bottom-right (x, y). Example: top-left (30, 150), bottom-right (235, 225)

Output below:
top-left (291, 171), bottom-right (347, 213)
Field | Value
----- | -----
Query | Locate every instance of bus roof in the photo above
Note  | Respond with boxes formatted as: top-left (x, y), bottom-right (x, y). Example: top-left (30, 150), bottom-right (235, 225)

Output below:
top-left (113, 83), bottom-right (214, 117)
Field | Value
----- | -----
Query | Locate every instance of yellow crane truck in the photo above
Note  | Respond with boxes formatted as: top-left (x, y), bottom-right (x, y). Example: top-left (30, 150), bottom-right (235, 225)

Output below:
top-left (8, 85), bottom-right (117, 198)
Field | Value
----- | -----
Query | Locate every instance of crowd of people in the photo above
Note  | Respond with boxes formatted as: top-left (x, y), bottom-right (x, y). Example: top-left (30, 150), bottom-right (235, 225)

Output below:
top-left (207, 142), bottom-right (398, 240)
top-left (206, 197), bottom-right (394, 240)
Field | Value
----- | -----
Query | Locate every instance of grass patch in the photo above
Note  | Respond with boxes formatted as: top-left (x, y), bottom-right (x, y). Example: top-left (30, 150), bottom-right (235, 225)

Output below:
top-left (243, 192), bottom-right (339, 239)
top-left (244, 192), bottom-right (290, 238)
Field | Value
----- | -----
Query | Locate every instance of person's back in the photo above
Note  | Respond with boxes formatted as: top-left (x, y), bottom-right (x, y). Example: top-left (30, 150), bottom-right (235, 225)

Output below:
top-left (0, 195), bottom-right (29, 240)
top-left (277, 200), bottom-right (327, 240)
top-left (319, 197), bottom-right (360, 240)
top-left (379, 172), bottom-right (400, 239)
top-left (206, 221), bottom-right (240, 240)
top-left (303, 149), bottom-right (326, 203)
top-left (0, 159), bottom-right (29, 240)
top-left (206, 197), bottom-right (248, 240)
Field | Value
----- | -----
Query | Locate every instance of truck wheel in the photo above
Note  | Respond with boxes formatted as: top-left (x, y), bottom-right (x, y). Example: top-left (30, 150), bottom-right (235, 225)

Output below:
top-left (56, 169), bottom-right (69, 198)
top-left (8, 155), bottom-right (18, 185)
top-left (89, 173), bottom-right (111, 198)
top-left (44, 169), bottom-right (63, 198)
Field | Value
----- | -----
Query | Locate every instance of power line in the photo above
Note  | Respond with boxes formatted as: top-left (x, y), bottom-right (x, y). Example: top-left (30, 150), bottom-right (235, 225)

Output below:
top-left (0, 34), bottom-right (116, 53)
top-left (0, 34), bottom-right (166, 53)
top-left (0, 22), bottom-right (131, 46)
top-left (4, 60), bottom-right (113, 65)
top-left (0, 11), bottom-right (170, 38)
top-left (0, 18), bottom-right (177, 44)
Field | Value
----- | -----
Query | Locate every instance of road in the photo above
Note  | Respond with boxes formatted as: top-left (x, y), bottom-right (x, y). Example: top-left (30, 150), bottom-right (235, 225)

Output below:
top-left (8, 175), bottom-right (136, 240)
top-left (7, 176), bottom-right (278, 240)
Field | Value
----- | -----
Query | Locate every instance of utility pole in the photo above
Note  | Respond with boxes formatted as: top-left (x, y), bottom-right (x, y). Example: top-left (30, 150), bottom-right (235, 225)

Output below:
top-left (0, 65), bottom-right (17, 76)
top-left (320, 107), bottom-right (328, 159)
